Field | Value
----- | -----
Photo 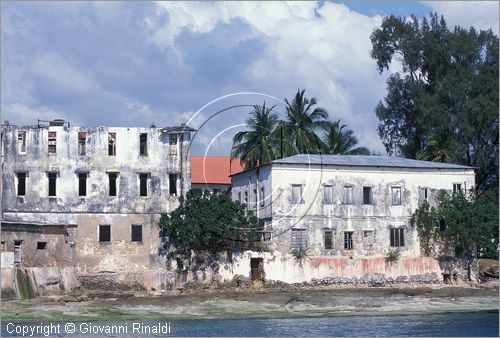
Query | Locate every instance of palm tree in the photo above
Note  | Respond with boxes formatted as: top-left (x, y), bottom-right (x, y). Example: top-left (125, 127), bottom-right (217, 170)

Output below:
top-left (416, 132), bottom-right (453, 163)
top-left (231, 103), bottom-right (280, 170)
top-left (283, 89), bottom-right (329, 155)
top-left (323, 120), bottom-right (370, 155)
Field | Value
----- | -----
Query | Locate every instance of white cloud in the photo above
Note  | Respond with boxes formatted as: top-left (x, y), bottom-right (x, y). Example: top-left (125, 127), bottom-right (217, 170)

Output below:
top-left (422, 1), bottom-right (499, 33)
top-left (149, 1), bottom-right (388, 153)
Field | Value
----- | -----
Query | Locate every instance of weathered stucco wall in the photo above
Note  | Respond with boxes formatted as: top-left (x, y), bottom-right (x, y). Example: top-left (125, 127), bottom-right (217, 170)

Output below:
top-left (231, 163), bottom-right (475, 257)
top-left (177, 251), bottom-right (442, 285)
top-left (1, 123), bottom-right (193, 274)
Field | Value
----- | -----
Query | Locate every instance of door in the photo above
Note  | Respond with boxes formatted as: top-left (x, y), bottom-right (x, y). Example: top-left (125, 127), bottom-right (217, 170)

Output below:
top-left (14, 240), bottom-right (22, 265)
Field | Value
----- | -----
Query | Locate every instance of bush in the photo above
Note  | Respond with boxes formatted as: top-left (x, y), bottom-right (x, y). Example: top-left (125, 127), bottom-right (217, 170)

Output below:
top-left (291, 246), bottom-right (308, 259)
top-left (385, 249), bottom-right (401, 264)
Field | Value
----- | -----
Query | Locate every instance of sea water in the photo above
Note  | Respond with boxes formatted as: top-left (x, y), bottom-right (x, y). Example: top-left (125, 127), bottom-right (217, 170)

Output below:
top-left (2, 311), bottom-right (498, 337)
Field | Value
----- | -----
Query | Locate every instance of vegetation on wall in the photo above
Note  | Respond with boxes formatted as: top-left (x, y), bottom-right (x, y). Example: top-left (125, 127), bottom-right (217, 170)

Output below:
top-left (158, 189), bottom-right (263, 260)
top-left (370, 13), bottom-right (499, 192)
top-left (411, 190), bottom-right (499, 259)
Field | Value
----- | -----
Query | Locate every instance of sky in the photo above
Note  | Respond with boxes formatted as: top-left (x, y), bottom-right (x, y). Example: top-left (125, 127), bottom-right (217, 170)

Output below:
top-left (2, 1), bottom-right (499, 156)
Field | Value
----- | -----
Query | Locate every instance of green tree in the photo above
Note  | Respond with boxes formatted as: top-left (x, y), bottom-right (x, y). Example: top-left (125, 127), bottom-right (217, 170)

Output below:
top-left (158, 189), bottom-right (262, 259)
top-left (231, 103), bottom-right (281, 170)
top-left (323, 119), bottom-right (370, 155)
top-left (411, 190), bottom-right (499, 261)
top-left (410, 200), bottom-right (439, 256)
top-left (283, 89), bottom-right (329, 155)
top-left (371, 13), bottom-right (499, 192)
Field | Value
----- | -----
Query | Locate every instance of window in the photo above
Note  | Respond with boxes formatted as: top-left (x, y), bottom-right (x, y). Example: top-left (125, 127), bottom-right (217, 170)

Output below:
top-left (391, 187), bottom-right (401, 205)
top-left (324, 230), bottom-right (334, 250)
top-left (169, 174), bottom-right (177, 196)
top-left (18, 131), bottom-right (26, 154)
top-left (253, 188), bottom-right (257, 208)
top-left (37, 242), bottom-right (47, 250)
top-left (390, 228), bottom-right (405, 247)
top-left (344, 231), bottom-right (353, 250)
top-left (260, 186), bottom-right (265, 207)
top-left (291, 184), bottom-right (303, 204)
top-left (139, 173), bottom-right (149, 196)
top-left (131, 225), bottom-right (143, 242)
top-left (78, 132), bottom-right (86, 155)
top-left (419, 187), bottom-right (429, 201)
top-left (343, 186), bottom-right (353, 205)
top-left (323, 185), bottom-right (333, 204)
top-left (238, 191), bottom-right (242, 202)
top-left (108, 132), bottom-right (116, 156)
top-left (48, 172), bottom-right (57, 196)
top-left (169, 134), bottom-right (177, 155)
top-left (244, 190), bottom-right (248, 204)
top-left (439, 219), bottom-right (447, 232)
top-left (17, 172), bottom-right (26, 196)
top-left (108, 173), bottom-right (118, 196)
top-left (78, 173), bottom-right (87, 197)
top-left (453, 183), bottom-right (462, 194)
top-left (99, 225), bottom-right (111, 242)
top-left (363, 231), bottom-right (374, 250)
top-left (363, 187), bottom-right (372, 205)
top-left (291, 228), bottom-right (307, 249)
top-left (48, 131), bottom-right (56, 154)
top-left (139, 133), bottom-right (148, 156)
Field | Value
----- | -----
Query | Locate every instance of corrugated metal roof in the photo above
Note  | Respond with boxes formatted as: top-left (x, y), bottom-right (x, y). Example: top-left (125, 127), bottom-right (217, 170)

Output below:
top-left (271, 154), bottom-right (474, 170)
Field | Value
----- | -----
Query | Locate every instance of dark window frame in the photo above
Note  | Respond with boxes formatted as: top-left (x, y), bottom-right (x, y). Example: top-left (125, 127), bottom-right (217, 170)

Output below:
top-left (17, 172), bottom-right (27, 196)
top-left (48, 172), bottom-right (57, 197)
top-left (169, 174), bottom-right (177, 196)
top-left (78, 172), bottom-right (87, 197)
top-left (390, 228), bottom-right (405, 247)
top-left (324, 229), bottom-right (334, 250)
top-left (139, 133), bottom-right (148, 156)
top-left (108, 172), bottom-right (118, 197)
top-left (344, 231), bottom-right (353, 250)
top-left (99, 225), bottom-right (111, 243)
top-left (363, 186), bottom-right (372, 205)
top-left (37, 242), bottom-right (47, 250)
top-left (139, 173), bottom-right (149, 197)
top-left (131, 224), bottom-right (143, 243)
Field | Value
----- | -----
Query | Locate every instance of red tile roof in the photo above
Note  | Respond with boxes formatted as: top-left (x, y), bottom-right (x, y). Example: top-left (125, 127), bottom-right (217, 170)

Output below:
top-left (191, 156), bottom-right (245, 185)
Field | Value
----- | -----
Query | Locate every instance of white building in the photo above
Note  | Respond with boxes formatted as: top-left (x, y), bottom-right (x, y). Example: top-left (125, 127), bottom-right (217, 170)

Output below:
top-left (231, 154), bottom-right (475, 257)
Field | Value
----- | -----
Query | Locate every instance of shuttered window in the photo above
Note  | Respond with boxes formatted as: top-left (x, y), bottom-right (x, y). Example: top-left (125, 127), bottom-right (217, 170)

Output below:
top-left (291, 229), bottom-right (307, 249)
top-left (390, 228), bottom-right (405, 247)
top-left (291, 185), bottom-right (303, 204)
top-left (323, 185), bottom-right (333, 204)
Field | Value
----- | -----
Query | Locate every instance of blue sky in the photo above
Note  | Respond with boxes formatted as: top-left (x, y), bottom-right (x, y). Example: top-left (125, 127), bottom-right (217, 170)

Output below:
top-left (2, 1), bottom-right (498, 156)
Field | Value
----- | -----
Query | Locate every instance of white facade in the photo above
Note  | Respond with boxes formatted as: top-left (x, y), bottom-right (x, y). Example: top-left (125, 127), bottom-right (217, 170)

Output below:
top-left (231, 155), bottom-right (475, 258)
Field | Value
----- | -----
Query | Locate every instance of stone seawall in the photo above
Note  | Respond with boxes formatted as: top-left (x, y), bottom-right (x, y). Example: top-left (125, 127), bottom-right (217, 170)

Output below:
top-left (1, 252), bottom-right (474, 298)
top-left (179, 251), bottom-right (445, 285)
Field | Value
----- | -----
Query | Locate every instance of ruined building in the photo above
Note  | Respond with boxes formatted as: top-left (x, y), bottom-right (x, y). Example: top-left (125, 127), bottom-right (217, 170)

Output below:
top-left (224, 154), bottom-right (476, 283)
top-left (231, 154), bottom-right (475, 256)
top-left (1, 120), bottom-right (194, 293)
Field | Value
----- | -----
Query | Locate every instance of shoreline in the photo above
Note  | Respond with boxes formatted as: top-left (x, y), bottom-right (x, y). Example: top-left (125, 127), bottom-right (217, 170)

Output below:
top-left (2, 283), bottom-right (498, 322)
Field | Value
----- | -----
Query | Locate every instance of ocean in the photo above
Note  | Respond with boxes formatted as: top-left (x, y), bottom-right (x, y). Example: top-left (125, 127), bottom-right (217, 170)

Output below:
top-left (2, 311), bottom-right (499, 337)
